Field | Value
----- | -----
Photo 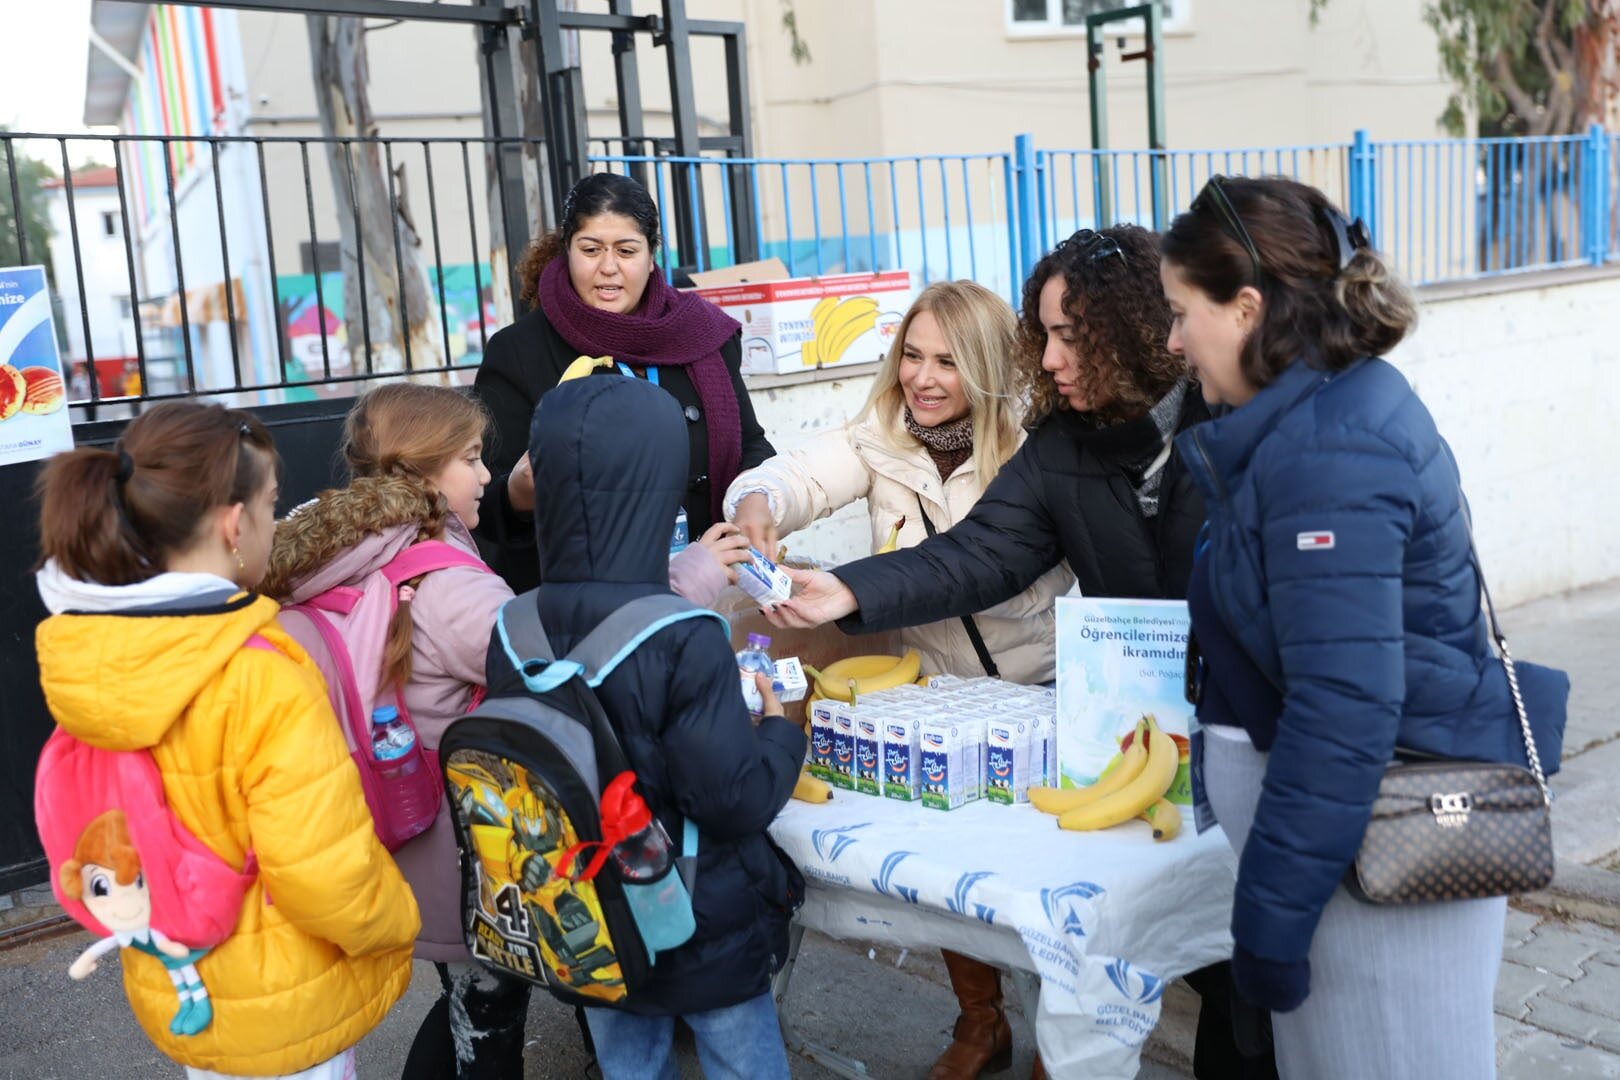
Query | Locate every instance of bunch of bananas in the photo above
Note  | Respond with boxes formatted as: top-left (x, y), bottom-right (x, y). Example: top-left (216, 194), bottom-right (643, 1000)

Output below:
top-left (1028, 715), bottom-right (1182, 841)
top-left (803, 650), bottom-right (921, 704)
top-left (802, 295), bottom-right (880, 368)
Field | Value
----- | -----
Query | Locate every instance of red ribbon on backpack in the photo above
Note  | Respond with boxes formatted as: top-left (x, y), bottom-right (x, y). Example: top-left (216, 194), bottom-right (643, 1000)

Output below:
top-left (557, 771), bottom-right (650, 883)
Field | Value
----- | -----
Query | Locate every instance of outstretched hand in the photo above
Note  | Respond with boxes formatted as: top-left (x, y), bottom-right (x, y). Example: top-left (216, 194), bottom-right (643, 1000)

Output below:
top-left (762, 567), bottom-right (858, 628)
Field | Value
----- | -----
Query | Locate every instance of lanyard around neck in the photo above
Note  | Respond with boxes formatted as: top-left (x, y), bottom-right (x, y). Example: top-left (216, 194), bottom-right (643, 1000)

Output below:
top-left (615, 362), bottom-right (658, 387)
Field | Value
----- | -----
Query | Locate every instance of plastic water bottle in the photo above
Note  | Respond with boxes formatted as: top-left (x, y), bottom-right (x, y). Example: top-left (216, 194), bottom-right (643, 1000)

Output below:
top-left (371, 705), bottom-right (419, 779)
top-left (601, 773), bottom-right (695, 954)
top-left (668, 506), bottom-right (689, 559)
top-left (737, 633), bottom-right (778, 717)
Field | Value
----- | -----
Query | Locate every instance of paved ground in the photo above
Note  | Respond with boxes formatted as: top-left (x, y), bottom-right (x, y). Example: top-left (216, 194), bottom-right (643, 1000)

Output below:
top-left (5, 578), bottom-right (1618, 1079)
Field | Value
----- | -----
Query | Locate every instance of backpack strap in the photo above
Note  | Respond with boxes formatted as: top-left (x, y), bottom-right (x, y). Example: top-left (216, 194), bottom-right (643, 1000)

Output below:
top-left (381, 540), bottom-right (492, 586)
top-left (565, 594), bottom-right (730, 688)
top-left (494, 589), bottom-right (565, 693)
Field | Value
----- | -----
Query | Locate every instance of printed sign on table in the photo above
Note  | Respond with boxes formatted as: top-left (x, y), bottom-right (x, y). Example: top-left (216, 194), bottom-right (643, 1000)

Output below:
top-left (1054, 597), bottom-right (1193, 801)
top-left (0, 266), bottom-right (72, 466)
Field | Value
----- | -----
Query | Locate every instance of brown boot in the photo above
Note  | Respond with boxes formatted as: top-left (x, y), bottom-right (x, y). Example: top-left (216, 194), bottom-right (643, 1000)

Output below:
top-left (928, 950), bottom-right (1013, 1079)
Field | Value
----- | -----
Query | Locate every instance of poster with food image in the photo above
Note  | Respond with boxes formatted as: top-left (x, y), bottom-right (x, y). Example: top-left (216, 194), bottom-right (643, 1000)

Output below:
top-left (0, 266), bottom-right (71, 466)
top-left (1055, 597), bottom-right (1193, 803)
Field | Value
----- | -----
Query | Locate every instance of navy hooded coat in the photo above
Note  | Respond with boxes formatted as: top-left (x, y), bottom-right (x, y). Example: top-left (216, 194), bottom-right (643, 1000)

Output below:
top-left (1176, 356), bottom-right (1569, 968)
top-left (526, 375), bottom-right (807, 1015)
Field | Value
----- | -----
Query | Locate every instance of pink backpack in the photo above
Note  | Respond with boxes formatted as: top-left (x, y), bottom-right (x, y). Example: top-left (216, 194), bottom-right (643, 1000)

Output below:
top-left (278, 541), bottom-right (493, 850)
top-left (34, 636), bottom-right (274, 948)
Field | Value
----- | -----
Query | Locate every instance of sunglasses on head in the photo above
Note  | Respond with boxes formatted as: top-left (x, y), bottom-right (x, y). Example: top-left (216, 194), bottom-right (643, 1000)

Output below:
top-left (1059, 228), bottom-right (1125, 265)
top-left (1193, 175), bottom-right (1263, 284)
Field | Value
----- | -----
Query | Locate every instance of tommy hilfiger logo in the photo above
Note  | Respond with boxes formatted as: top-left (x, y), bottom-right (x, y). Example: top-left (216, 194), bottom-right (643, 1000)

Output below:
top-left (1297, 531), bottom-right (1336, 551)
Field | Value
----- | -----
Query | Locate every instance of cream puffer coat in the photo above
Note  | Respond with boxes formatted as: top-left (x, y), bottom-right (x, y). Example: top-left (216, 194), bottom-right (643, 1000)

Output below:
top-left (725, 414), bottom-right (1072, 684)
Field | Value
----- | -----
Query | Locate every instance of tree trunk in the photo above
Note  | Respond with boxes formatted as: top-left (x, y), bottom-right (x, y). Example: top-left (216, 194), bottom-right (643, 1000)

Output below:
top-left (478, 7), bottom-right (567, 326)
top-left (307, 15), bottom-right (445, 377)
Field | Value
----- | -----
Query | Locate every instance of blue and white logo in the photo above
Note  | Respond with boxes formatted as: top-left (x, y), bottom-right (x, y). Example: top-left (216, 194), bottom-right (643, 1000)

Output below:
top-left (1040, 880), bottom-right (1105, 941)
top-left (1105, 958), bottom-right (1166, 1004)
top-left (946, 870), bottom-right (997, 925)
top-left (810, 822), bottom-right (871, 864)
top-left (871, 850), bottom-right (919, 904)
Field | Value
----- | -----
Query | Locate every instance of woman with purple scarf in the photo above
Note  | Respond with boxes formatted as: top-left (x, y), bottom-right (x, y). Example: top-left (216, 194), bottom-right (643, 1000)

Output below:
top-left (472, 172), bottom-right (775, 595)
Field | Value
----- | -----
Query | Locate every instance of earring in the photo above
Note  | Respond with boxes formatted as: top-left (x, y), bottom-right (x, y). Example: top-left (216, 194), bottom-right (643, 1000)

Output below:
top-left (232, 546), bottom-right (245, 573)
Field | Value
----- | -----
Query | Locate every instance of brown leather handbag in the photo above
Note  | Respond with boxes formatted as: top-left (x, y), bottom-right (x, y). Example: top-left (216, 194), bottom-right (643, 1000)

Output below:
top-left (1347, 542), bottom-right (1555, 905)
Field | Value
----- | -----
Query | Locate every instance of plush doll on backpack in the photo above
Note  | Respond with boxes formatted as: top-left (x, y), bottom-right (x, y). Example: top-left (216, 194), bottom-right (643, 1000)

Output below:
top-left (63, 810), bottom-right (214, 1036)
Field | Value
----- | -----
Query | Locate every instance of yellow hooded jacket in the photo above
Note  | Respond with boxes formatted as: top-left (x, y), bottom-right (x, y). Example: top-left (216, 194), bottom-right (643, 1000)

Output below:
top-left (35, 592), bottom-right (419, 1075)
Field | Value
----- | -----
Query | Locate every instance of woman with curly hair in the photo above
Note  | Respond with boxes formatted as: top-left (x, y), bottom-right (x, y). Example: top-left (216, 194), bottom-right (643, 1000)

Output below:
top-left (762, 226), bottom-right (1278, 1080)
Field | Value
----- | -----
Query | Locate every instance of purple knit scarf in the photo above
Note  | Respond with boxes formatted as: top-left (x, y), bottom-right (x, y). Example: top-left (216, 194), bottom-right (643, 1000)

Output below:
top-left (538, 258), bottom-right (743, 521)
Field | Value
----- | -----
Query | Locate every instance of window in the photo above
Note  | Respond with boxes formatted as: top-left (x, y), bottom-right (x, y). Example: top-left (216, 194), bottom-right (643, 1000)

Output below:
top-left (101, 211), bottom-right (118, 237)
top-left (1007, 0), bottom-right (1188, 35)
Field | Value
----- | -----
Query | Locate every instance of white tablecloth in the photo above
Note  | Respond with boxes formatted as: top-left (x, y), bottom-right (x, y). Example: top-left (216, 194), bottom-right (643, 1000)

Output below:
top-left (770, 794), bottom-right (1239, 1078)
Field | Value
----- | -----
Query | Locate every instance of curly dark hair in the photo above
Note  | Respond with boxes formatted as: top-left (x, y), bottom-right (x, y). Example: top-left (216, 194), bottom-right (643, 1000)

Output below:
top-left (1017, 224), bottom-right (1187, 426)
top-left (515, 172), bottom-right (662, 308)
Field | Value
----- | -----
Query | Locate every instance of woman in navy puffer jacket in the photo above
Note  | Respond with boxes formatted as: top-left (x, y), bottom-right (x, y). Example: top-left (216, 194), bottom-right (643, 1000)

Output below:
top-left (1160, 176), bottom-right (1568, 1080)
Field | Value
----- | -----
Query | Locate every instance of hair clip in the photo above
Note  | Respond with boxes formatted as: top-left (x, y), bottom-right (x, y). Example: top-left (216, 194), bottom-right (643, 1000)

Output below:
top-left (115, 449), bottom-right (135, 485)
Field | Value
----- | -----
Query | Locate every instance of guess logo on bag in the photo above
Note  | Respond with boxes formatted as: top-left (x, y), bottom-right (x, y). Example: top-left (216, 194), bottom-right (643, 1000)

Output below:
top-left (1429, 791), bottom-right (1473, 829)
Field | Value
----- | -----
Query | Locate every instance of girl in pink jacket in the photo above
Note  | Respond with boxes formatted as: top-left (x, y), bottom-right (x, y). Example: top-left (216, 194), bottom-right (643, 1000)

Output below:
top-left (263, 384), bottom-right (528, 1078)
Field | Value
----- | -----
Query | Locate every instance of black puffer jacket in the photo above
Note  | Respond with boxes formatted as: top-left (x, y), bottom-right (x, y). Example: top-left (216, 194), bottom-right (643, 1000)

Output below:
top-left (836, 391), bottom-right (1209, 631)
top-left (528, 375), bottom-right (806, 1016)
top-left (472, 306), bottom-right (775, 593)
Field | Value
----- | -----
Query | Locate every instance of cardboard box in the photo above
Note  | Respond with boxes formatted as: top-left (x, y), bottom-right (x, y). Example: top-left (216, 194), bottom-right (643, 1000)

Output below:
top-left (689, 259), bottom-right (914, 376)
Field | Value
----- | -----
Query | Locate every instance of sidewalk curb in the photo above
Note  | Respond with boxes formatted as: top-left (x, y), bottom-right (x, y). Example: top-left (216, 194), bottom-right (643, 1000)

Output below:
top-left (1516, 859), bottom-right (1620, 931)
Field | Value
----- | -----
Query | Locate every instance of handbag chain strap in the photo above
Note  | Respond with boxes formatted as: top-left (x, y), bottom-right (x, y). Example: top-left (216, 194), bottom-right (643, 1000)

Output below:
top-left (1459, 485), bottom-right (1551, 806)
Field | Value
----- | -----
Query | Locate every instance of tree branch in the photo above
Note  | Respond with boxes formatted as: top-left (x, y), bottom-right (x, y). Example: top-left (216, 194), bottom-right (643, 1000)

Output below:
top-left (1491, 49), bottom-right (1540, 122)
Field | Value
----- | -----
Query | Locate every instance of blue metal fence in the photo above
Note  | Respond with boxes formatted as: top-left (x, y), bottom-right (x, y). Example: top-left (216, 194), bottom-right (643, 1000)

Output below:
top-left (588, 127), bottom-right (1620, 303)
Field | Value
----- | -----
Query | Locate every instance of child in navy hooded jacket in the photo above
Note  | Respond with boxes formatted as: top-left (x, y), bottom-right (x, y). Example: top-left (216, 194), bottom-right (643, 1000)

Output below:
top-left (525, 374), bottom-right (806, 1078)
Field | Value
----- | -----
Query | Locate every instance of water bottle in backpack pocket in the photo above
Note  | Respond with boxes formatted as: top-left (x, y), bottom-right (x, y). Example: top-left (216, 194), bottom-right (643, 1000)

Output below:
top-left (364, 705), bottom-right (441, 846)
top-left (277, 540), bottom-right (494, 850)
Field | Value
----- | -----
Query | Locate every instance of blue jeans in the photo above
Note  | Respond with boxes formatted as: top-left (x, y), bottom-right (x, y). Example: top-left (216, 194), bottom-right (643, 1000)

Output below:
top-left (583, 991), bottom-right (790, 1080)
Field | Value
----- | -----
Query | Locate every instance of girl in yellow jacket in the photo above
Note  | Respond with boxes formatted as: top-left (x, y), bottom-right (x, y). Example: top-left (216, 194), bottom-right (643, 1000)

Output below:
top-left (33, 402), bottom-right (419, 1080)
top-left (726, 281), bottom-right (1072, 1078)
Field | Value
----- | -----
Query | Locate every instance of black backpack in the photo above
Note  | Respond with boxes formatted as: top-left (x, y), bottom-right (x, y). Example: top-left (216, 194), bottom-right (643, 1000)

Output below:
top-left (440, 589), bottom-right (722, 1009)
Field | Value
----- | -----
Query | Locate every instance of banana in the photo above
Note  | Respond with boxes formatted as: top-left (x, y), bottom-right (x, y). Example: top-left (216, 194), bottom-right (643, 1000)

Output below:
top-left (819, 298), bottom-right (879, 366)
top-left (559, 354), bottom-right (614, 383)
top-left (806, 650), bottom-right (922, 702)
top-left (1058, 717), bottom-right (1178, 832)
top-left (803, 296), bottom-right (838, 366)
top-left (1026, 720), bottom-right (1148, 816)
top-left (810, 295), bottom-right (838, 338)
top-left (1138, 798), bottom-right (1182, 841)
top-left (877, 516), bottom-right (906, 553)
top-left (792, 769), bottom-right (834, 803)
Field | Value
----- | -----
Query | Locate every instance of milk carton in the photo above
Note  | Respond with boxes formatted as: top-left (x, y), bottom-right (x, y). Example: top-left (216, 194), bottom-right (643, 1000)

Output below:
top-left (854, 714), bottom-right (882, 796)
top-left (985, 720), bottom-right (1032, 805)
top-left (957, 715), bottom-right (988, 803)
top-left (919, 719), bottom-right (970, 810)
top-left (736, 547), bottom-right (793, 608)
top-left (808, 698), bottom-right (838, 780)
top-left (881, 717), bottom-right (922, 801)
top-left (829, 705), bottom-right (858, 790)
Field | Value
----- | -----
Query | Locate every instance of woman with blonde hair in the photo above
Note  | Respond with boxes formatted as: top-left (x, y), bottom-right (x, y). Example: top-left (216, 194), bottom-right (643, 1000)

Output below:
top-left (262, 383), bottom-right (529, 1080)
top-left (727, 280), bottom-right (1072, 1079)
top-left (729, 279), bottom-right (1071, 686)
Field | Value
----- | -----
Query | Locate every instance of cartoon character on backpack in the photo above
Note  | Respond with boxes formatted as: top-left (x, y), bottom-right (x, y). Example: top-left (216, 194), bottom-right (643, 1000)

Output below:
top-left (454, 761), bottom-right (562, 893)
top-left (62, 811), bottom-right (215, 1036)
